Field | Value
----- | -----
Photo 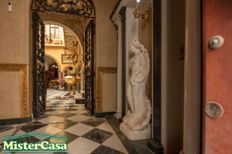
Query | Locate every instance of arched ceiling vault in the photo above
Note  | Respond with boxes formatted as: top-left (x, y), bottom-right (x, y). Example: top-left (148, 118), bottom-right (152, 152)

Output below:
top-left (45, 54), bottom-right (61, 71)
top-left (38, 12), bottom-right (90, 47)
top-left (43, 20), bottom-right (83, 52)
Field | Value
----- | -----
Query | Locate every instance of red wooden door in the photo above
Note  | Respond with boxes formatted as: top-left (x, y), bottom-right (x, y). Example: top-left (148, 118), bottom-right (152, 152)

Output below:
top-left (203, 0), bottom-right (232, 153)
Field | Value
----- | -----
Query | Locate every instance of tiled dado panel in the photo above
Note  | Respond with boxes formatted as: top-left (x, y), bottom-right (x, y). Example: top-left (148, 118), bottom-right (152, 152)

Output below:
top-left (96, 67), bottom-right (117, 112)
top-left (0, 64), bottom-right (28, 119)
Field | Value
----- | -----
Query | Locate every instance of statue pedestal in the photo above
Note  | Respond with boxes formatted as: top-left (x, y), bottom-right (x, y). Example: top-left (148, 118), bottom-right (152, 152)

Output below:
top-left (120, 122), bottom-right (151, 140)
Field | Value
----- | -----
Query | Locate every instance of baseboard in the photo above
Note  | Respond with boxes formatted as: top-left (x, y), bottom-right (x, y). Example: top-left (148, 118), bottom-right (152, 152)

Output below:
top-left (0, 117), bottom-right (32, 126)
top-left (94, 112), bottom-right (116, 118)
top-left (147, 138), bottom-right (164, 154)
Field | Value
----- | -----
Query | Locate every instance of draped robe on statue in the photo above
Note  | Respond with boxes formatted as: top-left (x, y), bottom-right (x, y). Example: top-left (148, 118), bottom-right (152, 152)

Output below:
top-left (120, 40), bottom-right (151, 140)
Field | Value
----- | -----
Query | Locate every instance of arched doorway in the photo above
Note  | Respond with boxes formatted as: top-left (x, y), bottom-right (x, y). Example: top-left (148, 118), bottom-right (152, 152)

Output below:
top-left (32, 0), bottom-right (95, 118)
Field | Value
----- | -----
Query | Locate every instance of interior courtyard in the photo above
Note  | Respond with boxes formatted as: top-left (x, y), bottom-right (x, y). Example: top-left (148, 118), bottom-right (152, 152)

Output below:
top-left (0, 0), bottom-right (232, 154)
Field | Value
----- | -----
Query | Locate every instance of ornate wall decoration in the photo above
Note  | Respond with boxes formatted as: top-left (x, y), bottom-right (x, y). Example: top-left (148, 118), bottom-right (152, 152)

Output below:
top-left (61, 54), bottom-right (78, 64)
top-left (84, 20), bottom-right (95, 114)
top-left (65, 35), bottom-right (78, 49)
top-left (96, 67), bottom-right (117, 112)
top-left (134, 1), bottom-right (152, 29)
top-left (33, 0), bottom-right (95, 18)
top-left (0, 64), bottom-right (28, 118)
top-left (33, 12), bottom-right (46, 119)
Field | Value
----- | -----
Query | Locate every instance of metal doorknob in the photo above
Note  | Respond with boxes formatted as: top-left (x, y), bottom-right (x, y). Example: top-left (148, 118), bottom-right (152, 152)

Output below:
top-left (205, 101), bottom-right (224, 119)
top-left (209, 35), bottom-right (224, 50)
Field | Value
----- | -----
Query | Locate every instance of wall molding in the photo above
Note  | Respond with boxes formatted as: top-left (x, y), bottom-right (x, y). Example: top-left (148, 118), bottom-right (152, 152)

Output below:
top-left (0, 64), bottom-right (28, 118)
top-left (96, 67), bottom-right (117, 112)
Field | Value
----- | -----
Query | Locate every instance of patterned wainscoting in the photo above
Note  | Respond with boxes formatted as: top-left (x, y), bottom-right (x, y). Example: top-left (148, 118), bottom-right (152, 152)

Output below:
top-left (0, 64), bottom-right (28, 119)
top-left (96, 67), bottom-right (117, 112)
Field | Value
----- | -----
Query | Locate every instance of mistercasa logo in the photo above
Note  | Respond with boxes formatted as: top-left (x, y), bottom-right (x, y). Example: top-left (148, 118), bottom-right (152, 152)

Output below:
top-left (2, 132), bottom-right (68, 153)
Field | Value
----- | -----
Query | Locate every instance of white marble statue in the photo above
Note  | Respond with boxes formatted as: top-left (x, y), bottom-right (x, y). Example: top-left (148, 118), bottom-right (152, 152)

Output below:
top-left (120, 40), bottom-right (151, 140)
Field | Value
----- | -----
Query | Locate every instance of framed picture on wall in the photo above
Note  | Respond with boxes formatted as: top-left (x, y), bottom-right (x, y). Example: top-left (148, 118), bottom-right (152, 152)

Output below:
top-left (61, 54), bottom-right (73, 64)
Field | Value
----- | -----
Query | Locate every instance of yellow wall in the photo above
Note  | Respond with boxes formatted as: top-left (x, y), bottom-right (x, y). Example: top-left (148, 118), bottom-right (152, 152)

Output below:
top-left (93, 0), bottom-right (118, 112)
top-left (0, 0), bottom-right (30, 64)
top-left (93, 0), bottom-right (118, 67)
top-left (0, 0), bottom-right (31, 119)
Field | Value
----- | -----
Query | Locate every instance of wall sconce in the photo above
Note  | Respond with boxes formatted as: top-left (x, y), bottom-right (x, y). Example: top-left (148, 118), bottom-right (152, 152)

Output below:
top-left (133, 0), bottom-right (151, 23)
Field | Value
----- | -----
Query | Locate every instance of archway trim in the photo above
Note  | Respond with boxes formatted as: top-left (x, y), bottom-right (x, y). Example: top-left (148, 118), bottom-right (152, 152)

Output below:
top-left (32, 0), bottom-right (95, 18)
top-left (45, 53), bottom-right (62, 71)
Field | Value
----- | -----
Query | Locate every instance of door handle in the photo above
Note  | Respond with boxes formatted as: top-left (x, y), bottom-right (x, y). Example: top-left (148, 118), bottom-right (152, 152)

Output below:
top-left (205, 101), bottom-right (224, 119)
top-left (208, 35), bottom-right (224, 50)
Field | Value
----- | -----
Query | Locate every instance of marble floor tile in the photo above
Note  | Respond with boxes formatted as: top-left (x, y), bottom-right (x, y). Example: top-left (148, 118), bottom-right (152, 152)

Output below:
top-left (103, 135), bottom-right (128, 154)
top-left (14, 130), bottom-right (26, 135)
top-left (52, 106), bottom-right (72, 110)
top-left (38, 116), bottom-right (66, 124)
top-left (12, 136), bottom-right (41, 144)
top-left (82, 118), bottom-right (105, 127)
top-left (82, 128), bottom-right (113, 144)
top-left (59, 108), bottom-right (79, 112)
top-left (49, 120), bottom-right (77, 130)
top-left (65, 123), bottom-right (94, 136)
top-left (12, 123), bottom-right (30, 128)
top-left (46, 109), bottom-right (56, 112)
top-left (0, 126), bottom-right (14, 133)
top-left (46, 110), bottom-right (67, 115)
top-left (20, 121), bottom-right (47, 132)
top-left (97, 122), bottom-right (115, 134)
top-left (91, 145), bottom-right (124, 154)
top-left (81, 112), bottom-right (92, 116)
top-left (32, 126), bottom-right (62, 140)
top-left (69, 109), bottom-right (88, 115)
top-left (66, 114), bottom-right (90, 122)
top-left (44, 131), bottom-right (78, 144)
top-left (53, 152), bottom-right (69, 154)
top-left (53, 113), bottom-right (77, 118)
top-left (36, 114), bottom-right (50, 120)
top-left (68, 137), bottom-right (100, 154)
top-left (0, 128), bottom-right (16, 143)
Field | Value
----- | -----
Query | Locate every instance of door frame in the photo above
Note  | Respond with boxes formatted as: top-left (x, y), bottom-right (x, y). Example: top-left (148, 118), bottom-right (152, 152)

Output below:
top-left (183, 0), bottom-right (202, 153)
top-left (147, 0), bottom-right (163, 153)
top-left (32, 11), bottom-right (46, 119)
top-left (31, 0), bottom-right (96, 118)
top-left (159, 0), bottom-right (202, 153)
top-left (84, 19), bottom-right (96, 114)
top-left (119, 7), bottom-right (127, 119)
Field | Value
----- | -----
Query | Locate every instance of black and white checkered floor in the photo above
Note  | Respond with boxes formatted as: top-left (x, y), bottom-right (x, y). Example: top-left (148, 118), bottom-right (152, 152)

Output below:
top-left (0, 90), bottom-right (128, 154)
